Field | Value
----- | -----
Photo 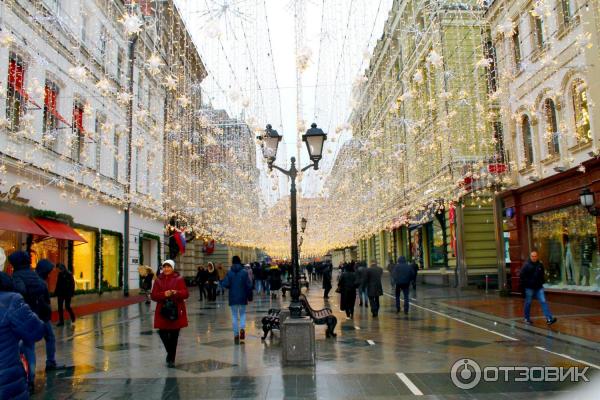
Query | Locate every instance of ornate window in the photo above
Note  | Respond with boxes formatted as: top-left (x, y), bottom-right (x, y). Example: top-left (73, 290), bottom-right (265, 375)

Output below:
top-left (512, 24), bottom-right (522, 70)
top-left (71, 101), bottom-right (85, 162)
top-left (522, 115), bottom-right (534, 165)
top-left (543, 99), bottom-right (560, 155)
top-left (572, 80), bottom-right (591, 143)
top-left (6, 52), bottom-right (25, 131)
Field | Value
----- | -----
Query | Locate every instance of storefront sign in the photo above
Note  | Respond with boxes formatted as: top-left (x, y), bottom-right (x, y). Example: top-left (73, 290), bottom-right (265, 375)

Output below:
top-left (0, 184), bottom-right (29, 204)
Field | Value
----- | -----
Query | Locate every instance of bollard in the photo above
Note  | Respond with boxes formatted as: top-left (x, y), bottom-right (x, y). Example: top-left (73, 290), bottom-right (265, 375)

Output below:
top-left (485, 274), bottom-right (489, 294)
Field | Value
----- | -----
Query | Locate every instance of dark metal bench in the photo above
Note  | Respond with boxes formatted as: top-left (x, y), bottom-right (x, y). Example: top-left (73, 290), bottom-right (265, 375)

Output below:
top-left (299, 294), bottom-right (337, 338)
top-left (261, 308), bottom-right (281, 340)
top-left (281, 273), bottom-right (309, 297)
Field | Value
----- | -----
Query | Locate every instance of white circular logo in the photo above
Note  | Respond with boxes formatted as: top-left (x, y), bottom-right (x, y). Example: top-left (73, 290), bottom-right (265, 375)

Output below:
top-left (451, 358), bottom-right (482, 390)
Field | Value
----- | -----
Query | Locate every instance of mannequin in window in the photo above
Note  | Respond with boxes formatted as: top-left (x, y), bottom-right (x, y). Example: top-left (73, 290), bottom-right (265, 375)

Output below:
top-left (563, 233), bottom-right (575, 285)
top-left (580, 235), bottom-right (595, 286)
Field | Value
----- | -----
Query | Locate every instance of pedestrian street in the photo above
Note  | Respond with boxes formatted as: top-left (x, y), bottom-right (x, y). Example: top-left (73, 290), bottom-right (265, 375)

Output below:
top-left (30, 280), bottom-right (599, 399)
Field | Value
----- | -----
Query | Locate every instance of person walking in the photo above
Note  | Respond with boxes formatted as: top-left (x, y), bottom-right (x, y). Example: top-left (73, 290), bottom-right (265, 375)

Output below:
top-left (221, 256), bottom-right (253, 343)
top-left (138, 266), bottom-right (155, 304)
top-left (268, 264), bottom-right (282, 299)
top-left (410, 259), bottom-right (419, 295)
top-left (392, 256), bottom-right (416, 314)
top-left (338, 263), bottom-right (359, 319)
top-left (151, 260), bottom-right (189, 368)
top-left (206, 262), bottom-right (219, 301)
top-left (520, 251), bottom-right (557, 325)
top-left (0, 271), bottom-right (45, 399)
top-left (54, 264), bottom-right (76, 325)
top-left (216, 262), bottom-right (227, 297)
top-left (356, 261), bottom-right (369, 308)
top-left (252, 262), bottom-right (262, 294)
top-left (322, 264), bottom-right (333, 299)
top-left (244, 264), bottom-right (254, 302)
top-left (194, 264), bottom-right (208, 301)
top-left (365, 261), bottom-right (384, 317)
top-left (10, 252), bottom-right (58, 390)
top-left (261, 262), bottom-right (271, 295)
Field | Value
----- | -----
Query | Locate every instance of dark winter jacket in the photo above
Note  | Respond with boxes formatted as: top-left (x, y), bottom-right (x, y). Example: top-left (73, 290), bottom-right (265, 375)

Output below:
top-left (322, 266), bottom-right (333, 290)
top-left (268, 268), bottom-right (282, 291)
top-left (195, 268), bottom-right (208, 285)
top-left (520, 259), bottom-right (546, 290)
top-left (55, 269), bottom-right (75, 298)
top-left (365, 265), bottom-right (384, 297)
top-left (221, 264), bottom-right (252, 306)
top-left (356, 265), bottom-right (368, 290)
top-left (392, 256), bottom-right (416, 286)
top-left (0, 272), bottom-right (45, 400)
top-left (338, 270), bottom-right (359, 311)
top-left (206, 268), bottom-right (219, 284)
top-left (151, 272), bottom-right (189, 330)
top-left (9, 252), bottom-right (52, 322)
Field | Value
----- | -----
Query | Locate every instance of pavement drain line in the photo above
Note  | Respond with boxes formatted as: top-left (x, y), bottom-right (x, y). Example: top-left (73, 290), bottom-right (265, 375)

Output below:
top-left (535, 346), bottom-right (600, 370)
top-left (396, 372), bottom-right (424, 396)
top-left (383, 293), bottom-right (518, 341)
top-left (384, 293), bottom-right (600, 370)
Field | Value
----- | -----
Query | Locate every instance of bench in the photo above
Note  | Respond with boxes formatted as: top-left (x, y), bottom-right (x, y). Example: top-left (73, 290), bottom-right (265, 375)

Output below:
top-left (299, 294), bottom-right (337, 338)
top-left (261, 308), bottom-right (281, 340)
top-left (281, 274), bottom-right (309, 297)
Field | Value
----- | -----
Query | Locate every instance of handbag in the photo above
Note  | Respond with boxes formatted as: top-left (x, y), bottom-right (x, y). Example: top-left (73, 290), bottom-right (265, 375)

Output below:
top-left (160, 298), bottom-right (179, 321)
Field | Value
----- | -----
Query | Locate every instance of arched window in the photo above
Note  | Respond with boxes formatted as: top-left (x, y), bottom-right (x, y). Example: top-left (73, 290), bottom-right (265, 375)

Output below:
top-left (522, 115), bottom-right (534, 165)
top-left (544, 99), bottom-right (560, 155)
top-left (572, 80), bottom-right (591, 143)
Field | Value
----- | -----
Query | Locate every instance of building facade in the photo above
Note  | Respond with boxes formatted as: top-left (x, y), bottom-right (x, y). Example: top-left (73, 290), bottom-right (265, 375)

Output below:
top-left (488, 0), bottom-right (600, 298)
top-left (0, 0), bottom-right (206, 300)
top-left (332, 0), bottom-right (502, 287)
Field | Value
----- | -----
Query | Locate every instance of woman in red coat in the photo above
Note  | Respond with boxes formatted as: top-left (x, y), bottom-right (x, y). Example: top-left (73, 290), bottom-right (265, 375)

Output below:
top-left (151, 260), bottom-right (189, 368)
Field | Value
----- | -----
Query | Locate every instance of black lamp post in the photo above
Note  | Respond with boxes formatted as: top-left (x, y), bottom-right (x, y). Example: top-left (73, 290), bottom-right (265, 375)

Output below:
top-left (257, 123), bottom-right (327, 317)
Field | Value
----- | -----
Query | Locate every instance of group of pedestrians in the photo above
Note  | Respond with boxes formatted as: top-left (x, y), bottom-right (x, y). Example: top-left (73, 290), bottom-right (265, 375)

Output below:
top-left (0, 250), bottom-right (76, 398)
top-left (332, 257), bottom-right (420, 319)
top-left (335, 261), bottom-right (385, 319)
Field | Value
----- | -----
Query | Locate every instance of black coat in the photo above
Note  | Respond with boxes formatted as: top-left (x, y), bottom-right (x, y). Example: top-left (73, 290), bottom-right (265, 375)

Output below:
top-left (55, 271), bottom-right (75, 298)
top-left (356, 266), bottom-right (367, 290)
top-left (338, 271), bottom-right (359, 311)
top-left (392, 258), bottom-right (416, 286)
top-left (206, 269), bottom-right (219, 284)
top-left (195, 269), bottom-right (208, 285)
top-left (11, 267), bottom-right (51, 322)
top-left (322, 267), bottom-right (332, 290)
top-left (365, 266), bottom-right (383, 297)
top-left (269, 268), bottom-right (282, 291)
top-left (520, 259), bottom-right (545, 290)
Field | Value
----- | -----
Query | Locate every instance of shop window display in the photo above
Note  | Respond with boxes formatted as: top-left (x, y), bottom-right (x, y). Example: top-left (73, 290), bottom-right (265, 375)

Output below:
top-left (427, 218), bottom-right (446, 267)
top-left (530, 205), bottom-right (599, 291)
top-left (0, 230), bottom-right (19, 273)
top-left (73, 229), bottom-right (96, 290)
top-left (102, 234), bottom-right (121, 288)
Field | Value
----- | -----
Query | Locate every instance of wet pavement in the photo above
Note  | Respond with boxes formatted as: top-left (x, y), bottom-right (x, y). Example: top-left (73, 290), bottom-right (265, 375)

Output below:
top-left (30, 278), bottom-right (599, 399)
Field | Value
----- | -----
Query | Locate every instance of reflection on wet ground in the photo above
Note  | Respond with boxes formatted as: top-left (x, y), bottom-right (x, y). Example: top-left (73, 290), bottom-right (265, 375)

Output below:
top-left (31, 280), bottom-right (599, 399)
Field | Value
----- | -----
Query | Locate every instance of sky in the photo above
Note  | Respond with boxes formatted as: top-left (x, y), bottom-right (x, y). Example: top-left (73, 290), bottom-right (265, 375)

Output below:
top-left (174, 0), bottom-right (394, 199)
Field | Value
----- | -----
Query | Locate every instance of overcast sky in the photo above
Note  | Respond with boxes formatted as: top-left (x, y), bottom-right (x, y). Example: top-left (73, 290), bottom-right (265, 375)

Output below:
top-left (175, 0), bottom-right (393, 197)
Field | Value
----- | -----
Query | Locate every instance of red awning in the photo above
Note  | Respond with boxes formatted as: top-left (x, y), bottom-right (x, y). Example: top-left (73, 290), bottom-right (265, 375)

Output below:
top-left (0, 211), bottom-right (48, 235)
top-left (32, 218), bottom-right (87, 242)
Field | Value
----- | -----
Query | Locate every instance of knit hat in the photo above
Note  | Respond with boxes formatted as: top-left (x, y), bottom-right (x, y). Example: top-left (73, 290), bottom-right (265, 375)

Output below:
top-left (8, 251), bottom-right (31, 270)
top-left (162, 259), bottom-right (175, 269)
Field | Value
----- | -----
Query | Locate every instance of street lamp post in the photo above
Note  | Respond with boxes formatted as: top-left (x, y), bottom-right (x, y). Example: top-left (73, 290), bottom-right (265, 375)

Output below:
top-left (258, 123), bottom-right (327, 318)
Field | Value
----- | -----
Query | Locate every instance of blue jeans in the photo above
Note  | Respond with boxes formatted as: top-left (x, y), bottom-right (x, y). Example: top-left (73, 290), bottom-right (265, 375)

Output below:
top-left (21, 321), bottom-right (56, 383)
top-left (524, 288), bottom-right (553, 321)
top-left (359, 287), bottom-right (368, 305)
top-left (231, 304), bottom-right (247, 335)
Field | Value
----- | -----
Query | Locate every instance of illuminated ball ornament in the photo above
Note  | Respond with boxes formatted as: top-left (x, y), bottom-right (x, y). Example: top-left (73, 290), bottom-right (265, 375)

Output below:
top-left (121, 13), bottom-right (144, 36)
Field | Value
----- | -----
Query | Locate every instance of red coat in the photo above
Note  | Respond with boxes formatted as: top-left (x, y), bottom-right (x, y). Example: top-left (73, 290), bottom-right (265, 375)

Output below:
top-left (151, 272), bottom-right (189, 329)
